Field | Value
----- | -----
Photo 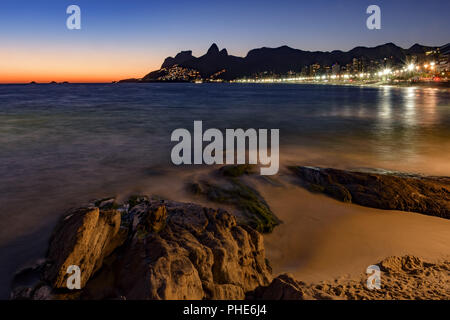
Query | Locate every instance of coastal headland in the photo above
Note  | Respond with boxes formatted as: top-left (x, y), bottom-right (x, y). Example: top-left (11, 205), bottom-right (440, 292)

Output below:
top-left (119, 42), bottom-right (450, 86)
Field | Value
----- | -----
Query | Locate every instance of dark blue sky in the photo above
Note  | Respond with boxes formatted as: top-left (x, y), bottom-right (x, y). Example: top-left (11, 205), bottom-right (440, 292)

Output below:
top-left (1, 0), bottom-right (449, 82)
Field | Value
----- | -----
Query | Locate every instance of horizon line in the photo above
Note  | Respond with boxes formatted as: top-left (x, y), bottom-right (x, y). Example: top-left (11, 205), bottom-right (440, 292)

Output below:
top-left (2, 41), bottom-right (448, 84)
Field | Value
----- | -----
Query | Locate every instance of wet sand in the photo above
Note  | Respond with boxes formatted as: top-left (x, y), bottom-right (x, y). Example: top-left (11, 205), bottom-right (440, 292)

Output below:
top-left (131, 162), bottom-right (450, 285)
top-left (2, 157), bottom-right (449, 299)
top-left (2, 83), bottom-right (449, 298)
top-left (259, 181), bottom-right (450, 283)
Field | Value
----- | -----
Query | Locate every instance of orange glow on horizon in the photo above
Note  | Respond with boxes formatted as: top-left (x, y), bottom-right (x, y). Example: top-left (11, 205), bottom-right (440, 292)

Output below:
top-left (0, 44), bottom-right (163, 84)
top-left (0, 72), bottom-right (145, 84)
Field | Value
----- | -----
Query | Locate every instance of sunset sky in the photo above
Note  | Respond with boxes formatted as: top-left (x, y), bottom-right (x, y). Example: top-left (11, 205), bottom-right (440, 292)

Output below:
top-left (1, 0), bottom-right (449, 83)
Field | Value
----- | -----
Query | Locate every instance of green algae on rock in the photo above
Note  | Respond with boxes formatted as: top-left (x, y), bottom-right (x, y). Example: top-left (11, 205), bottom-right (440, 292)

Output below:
top-left (188, 165), bottom-right (281, 233)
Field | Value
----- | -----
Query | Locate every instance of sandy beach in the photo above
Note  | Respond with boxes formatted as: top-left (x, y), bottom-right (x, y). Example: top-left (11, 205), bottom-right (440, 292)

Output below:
top-left (2, 83), bottom-right (449, 300)
top-left (98, 162), bottom-right (450, 289)
top-left (259, 180), bottom-right (450, 282)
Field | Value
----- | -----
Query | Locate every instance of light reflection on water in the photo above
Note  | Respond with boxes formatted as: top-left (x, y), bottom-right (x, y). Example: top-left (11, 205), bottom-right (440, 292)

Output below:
top-left (404, 87), bottom-right (416, 126)
top-left (378, 86), bottom-right (392, 121)
top-left (0, 83), bottom-right (449, 224)
top-left (0, 83), bottom-right (448, 297)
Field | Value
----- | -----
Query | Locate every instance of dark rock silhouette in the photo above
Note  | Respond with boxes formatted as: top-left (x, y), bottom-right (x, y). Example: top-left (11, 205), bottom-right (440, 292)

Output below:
top-left (290, 166), bottom-right (450, 219)
top-left (161, 50), bottom-right (195, 68)
top-left (207, 43), bottom-right (220, 55)
top-left (133, 42), bottom-right (444, 82)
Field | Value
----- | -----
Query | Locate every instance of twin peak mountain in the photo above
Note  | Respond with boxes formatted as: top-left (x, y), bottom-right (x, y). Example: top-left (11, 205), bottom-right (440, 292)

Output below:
top-left (122, 42), bottom-right (445, 82)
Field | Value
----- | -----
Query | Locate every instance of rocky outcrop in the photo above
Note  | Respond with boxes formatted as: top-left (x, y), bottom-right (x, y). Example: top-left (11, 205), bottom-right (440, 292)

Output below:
top-left (43, 207), bottom-right (127, 289)
top-left (161, 50), bottom-right (195, 69)
top-left (11, 165), bottom-right (450, 300)
top-left (11, 196), bottom-right (272, 300)
top-left (110, 198), bottom-right (272, 300)
top-left (246, 274), bottom-right (306, 300)
top-left (291, 166), bottom-right (450, 219)
top-left (189, 165), bottom-right (281, 233)
top-left (248, 255), bottom-right (450, 300)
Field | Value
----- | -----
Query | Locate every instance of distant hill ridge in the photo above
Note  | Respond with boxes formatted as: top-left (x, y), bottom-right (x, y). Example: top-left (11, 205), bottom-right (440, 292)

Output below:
top-left (132, 42), bottom-right (449, 82)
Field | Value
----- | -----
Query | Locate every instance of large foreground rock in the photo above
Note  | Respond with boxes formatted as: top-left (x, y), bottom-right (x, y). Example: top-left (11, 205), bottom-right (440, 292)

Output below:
top-left (291, 166), bottom-right (450, 219)
top-left (44, 207), bottom-right (126, 289)
top-left (11, 197), bottom-right (272, 300)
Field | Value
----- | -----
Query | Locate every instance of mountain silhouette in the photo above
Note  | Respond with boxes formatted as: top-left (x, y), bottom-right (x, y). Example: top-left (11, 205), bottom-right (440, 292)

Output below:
top-left (161, 50), bottom-right (195, 68)
top-left (138, 42), bottom-right (444, 82)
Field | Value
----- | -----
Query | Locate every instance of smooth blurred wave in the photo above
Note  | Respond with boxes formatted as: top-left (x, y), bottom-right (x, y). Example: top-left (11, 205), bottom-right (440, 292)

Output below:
top-left (0, 83), bottom-right (449, 297)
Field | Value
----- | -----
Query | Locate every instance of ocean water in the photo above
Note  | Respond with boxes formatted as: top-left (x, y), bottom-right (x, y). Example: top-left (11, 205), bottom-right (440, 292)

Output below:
top-left (0, 83), bottom-right (449, 297)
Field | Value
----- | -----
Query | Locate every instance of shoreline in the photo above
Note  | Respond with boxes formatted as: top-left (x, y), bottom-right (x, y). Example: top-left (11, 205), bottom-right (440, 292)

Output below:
top-left (2, 80), bottom-right (449, 90)
top-left (9, 164), bottom-right (450, 300)
top-left (2, 82), bottom-right (449, 299)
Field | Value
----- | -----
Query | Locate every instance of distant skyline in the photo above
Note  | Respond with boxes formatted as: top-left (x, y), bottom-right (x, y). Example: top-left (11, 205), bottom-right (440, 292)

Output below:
top-left (1, 0), bottom-right (449, 83)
